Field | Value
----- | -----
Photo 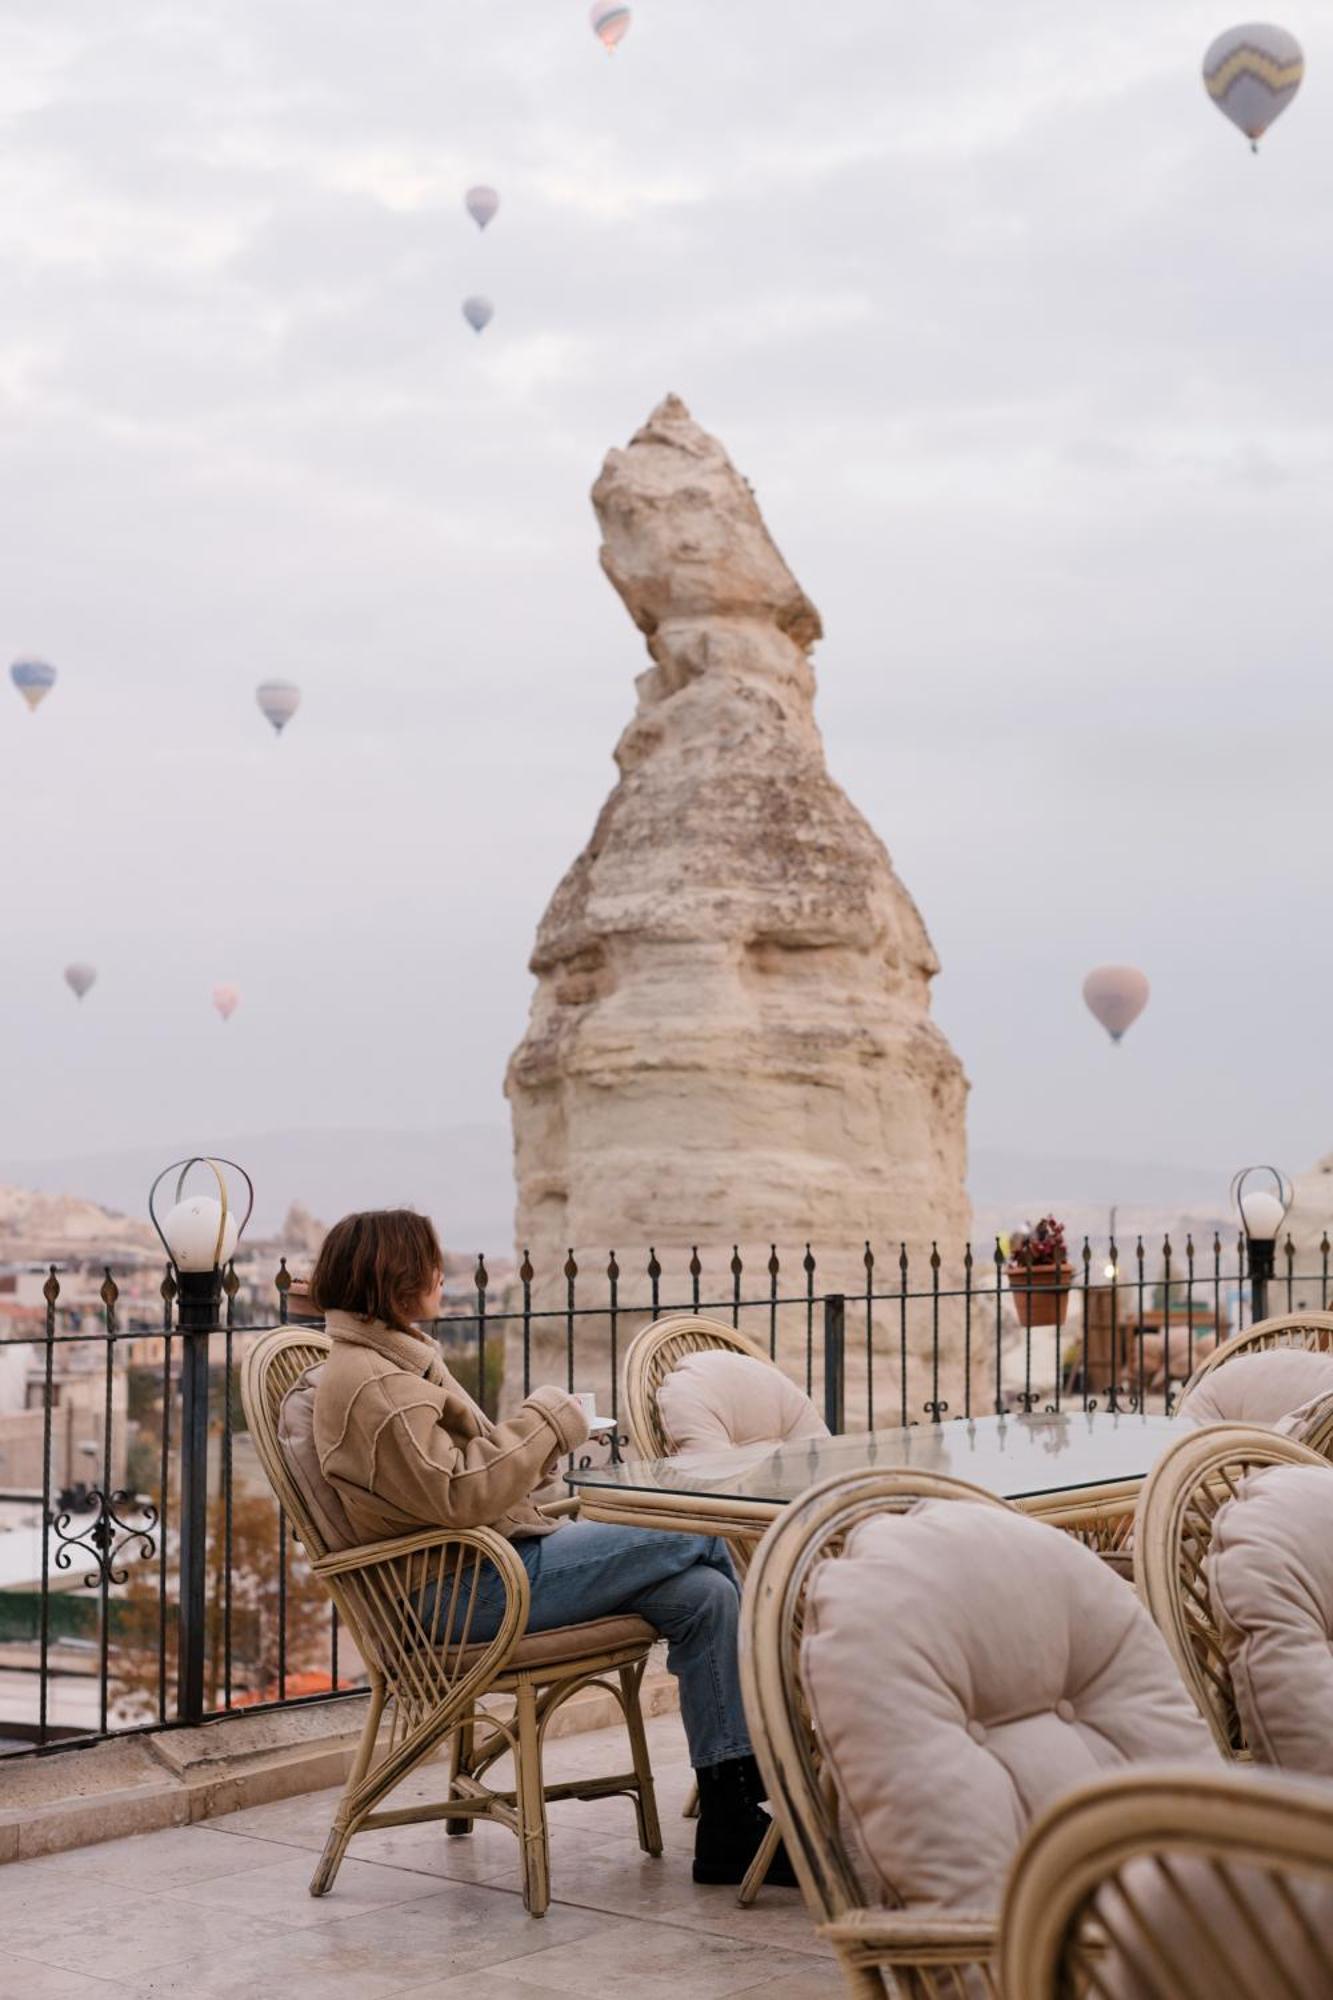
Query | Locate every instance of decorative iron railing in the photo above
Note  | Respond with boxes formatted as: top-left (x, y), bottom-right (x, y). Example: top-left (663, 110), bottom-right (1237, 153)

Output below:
top-left (0, 1229), bottom-right (1326, 1758)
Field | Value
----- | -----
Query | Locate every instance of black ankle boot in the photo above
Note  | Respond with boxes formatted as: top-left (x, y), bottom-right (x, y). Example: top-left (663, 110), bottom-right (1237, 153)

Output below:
top-left (693, 1755), bottom-right (799, 1888)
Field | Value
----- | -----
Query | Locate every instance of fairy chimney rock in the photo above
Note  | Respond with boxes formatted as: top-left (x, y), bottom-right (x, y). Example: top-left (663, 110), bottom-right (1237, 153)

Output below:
top-left (505, 396), bottom-right (969, 1280)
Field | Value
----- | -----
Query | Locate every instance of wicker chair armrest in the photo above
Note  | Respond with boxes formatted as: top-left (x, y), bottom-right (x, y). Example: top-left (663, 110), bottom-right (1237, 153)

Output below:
top-left (537, 1494), bottom-right (581, 1520)
top-left (312, 1522), bottom-right (521, 1581)
top-left (819, 1908), bottom-right (997, 1963)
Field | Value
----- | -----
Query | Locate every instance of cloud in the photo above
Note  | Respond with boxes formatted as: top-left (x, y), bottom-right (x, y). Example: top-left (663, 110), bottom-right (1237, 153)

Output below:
top-left (1, 0), bottom-right (1330, 1197)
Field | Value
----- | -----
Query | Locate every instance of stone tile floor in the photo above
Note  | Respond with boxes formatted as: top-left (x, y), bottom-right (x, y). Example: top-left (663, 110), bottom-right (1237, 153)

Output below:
top-left (2, 1713), bottom-right (837, 1997)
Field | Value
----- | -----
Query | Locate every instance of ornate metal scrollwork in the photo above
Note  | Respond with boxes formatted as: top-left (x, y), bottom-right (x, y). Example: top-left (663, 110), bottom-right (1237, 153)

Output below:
top-left (51, 1489), bottom-right (157, 1589)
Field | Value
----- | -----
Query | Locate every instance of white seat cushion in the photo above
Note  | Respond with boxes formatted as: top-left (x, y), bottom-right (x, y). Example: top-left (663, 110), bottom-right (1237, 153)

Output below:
top-left (802, 1501), bottom-right (1216, 1912)
top-left (1181, 1348), bottom-right (1333, 1426)
top-left (656, 1349), bottom-right (829, 1452)
top-left (1207, 1462), bottom-right (1333, 1773)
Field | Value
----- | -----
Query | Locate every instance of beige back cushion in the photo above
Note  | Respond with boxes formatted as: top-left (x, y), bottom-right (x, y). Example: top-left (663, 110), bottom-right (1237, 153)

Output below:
top-left (802, 1502), bottom-right (1216, 1912)
top-left (1181, 1348), bottom-right (1333, 1426)
top-left (278, 1364), bottom-right (358, 1554)
top-left (1207, 1463), bottom-right (1333, 1774)
top-left (1102, 1849), bottom-right (1333, 1999)
top-left (656, 1349), bottom-right (829, 1452)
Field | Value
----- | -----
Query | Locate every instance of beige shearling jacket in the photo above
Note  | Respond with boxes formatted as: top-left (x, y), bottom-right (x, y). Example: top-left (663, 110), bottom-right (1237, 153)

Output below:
top-left (313, 1310), bottom-right (590, 1546)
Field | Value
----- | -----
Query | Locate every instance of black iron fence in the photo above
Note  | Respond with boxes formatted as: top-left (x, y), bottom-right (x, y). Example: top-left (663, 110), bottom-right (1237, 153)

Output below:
top-left (0, 1229), bottom-right (1327, 1761)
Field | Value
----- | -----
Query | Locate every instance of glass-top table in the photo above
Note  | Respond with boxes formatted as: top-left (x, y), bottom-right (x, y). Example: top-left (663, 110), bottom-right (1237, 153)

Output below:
top-left (569, 1412), bottom-right (1192, 1538)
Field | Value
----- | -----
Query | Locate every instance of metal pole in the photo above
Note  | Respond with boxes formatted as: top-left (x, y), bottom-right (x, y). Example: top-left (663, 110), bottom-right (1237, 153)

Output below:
top-left (823, 1293), bottom-right (846, 1436)
top-left (1248, 1238), bottom-right (1274, 1329)
top-left (176, 1269), bottom-right (218, 1726)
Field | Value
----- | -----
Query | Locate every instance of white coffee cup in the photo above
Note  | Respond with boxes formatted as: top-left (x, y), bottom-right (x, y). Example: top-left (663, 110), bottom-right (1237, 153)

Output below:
top-left (573, 1391), bottom-right (599, 1422)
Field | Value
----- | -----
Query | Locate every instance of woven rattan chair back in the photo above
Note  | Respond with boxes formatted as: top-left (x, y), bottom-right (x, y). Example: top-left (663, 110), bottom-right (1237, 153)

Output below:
top-left (1133, 1422), bottom-right (1328, 1758)
top-left (243, 1328), bottom-right (333, 1550)
top-left (999, 1766), bottom-right (1333, 2000)
top-left (622, 1313), bottom-right (778, 1461)
top-left (1180, 1309), bottom-right (1333, 1402)
top-left (740, 1467), bottom-right (1017, 1998)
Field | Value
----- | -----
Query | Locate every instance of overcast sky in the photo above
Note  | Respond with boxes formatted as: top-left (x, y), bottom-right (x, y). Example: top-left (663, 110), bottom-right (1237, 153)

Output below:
top-left (1, 0), bottom-right (1330, 1215)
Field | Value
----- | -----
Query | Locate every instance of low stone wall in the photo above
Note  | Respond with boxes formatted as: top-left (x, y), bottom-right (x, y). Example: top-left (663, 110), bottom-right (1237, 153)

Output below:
top-left (0, 1652), bottom-right (679, 1865)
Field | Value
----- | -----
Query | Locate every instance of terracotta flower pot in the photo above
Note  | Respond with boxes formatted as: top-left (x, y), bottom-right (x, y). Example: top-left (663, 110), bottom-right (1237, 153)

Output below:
top-left (1006, 1261), bottom-right (1074, 1329)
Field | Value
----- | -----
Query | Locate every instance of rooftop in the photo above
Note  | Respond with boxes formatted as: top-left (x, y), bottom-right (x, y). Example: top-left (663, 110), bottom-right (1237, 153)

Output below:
top-left (2, 1711), bottom-right (832, 1999)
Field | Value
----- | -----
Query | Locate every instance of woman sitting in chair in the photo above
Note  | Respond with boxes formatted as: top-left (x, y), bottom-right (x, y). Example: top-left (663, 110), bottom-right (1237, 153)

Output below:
top-left (310, 1207), bottom-right (794, 1889)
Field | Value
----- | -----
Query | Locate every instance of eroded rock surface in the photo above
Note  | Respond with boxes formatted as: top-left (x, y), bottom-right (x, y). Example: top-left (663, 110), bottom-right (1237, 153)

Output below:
top-left (506, 397), bottom-right (970, 1362)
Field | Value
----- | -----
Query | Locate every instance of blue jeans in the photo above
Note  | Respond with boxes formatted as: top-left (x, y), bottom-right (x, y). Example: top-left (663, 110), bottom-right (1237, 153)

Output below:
top-left (425, 1521), bottom-right (751, 1770)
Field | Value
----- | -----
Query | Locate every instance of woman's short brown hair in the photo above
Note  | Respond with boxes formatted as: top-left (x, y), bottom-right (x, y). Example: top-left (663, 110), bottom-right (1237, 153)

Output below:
top-left (309, 1209), bottom-right (443, 1334)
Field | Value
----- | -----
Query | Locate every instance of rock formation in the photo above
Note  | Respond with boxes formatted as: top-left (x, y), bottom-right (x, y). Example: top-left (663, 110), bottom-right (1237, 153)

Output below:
top-left (506, 396), bottom-right (970, 1380)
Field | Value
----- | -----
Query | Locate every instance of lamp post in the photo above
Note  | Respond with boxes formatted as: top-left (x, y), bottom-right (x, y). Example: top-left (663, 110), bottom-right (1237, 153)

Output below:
top-left (1231, 1165), bottom-right (1290, 1330)
top-left (149, 1156), bottom-right (252, 1725)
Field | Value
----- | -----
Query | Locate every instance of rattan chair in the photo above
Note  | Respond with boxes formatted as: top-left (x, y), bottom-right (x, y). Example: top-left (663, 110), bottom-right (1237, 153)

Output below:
top-left (241, 1328), bottom-right (662, 1915)
top-left (623, 1313), bottom-right (782, 1461)
top-left (741, 1467), bottom-right (1020, 1997)
top-left (998, 1765), bottom-right (1333, 1999)
top-left (1134, 1422), bottom-right (1328, 1758)
top-left (1179, 1308), bottom-right (1333, 1421)
top-left (622, 1312), bottom-right (812, 1900)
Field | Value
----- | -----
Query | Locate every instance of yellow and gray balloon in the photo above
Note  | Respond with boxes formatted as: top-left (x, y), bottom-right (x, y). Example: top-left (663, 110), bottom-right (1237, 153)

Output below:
top-left (1203, 24), bottom-right (1304, 149)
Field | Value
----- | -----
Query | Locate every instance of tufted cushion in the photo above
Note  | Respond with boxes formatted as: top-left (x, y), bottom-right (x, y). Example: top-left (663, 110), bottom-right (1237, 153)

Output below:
top-left (802, 1502), bottom-right (1216, 1912)
top-left (278, 1365), bottom-right (358, 1554)
top-left (1207, 1463), bottom-right (1333, 1773)
top-left (1181, 1348), bottom-right (1333, 1426)
top-left (656, 1349), bottom-right (829, 1452)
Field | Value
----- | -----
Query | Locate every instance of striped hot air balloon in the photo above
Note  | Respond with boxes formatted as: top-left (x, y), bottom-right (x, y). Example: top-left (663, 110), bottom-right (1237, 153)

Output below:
top-left (462, 295), bottom-right (494, 334)
top-left (1202, 24), bottom-right (1304, 149)
top-left (591, 2), bottom-right (632, 52)
top-left (11, 658), bottom-right (56, 712)
top-left (256, 680), bottom-right (301, 734)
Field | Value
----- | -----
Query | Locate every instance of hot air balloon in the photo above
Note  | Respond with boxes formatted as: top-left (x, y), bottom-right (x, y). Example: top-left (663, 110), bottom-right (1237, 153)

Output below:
top-left (465, 185), bottom-right (499, 230)
top-left (213, 984), bottom-right (240, 1022)
top-left (11, 659), bottom-right (56, 712)
top-left (256, 679), bottom-right (301, 734)
top-left (462, 295), bottom-right (494, 334)
top-left (1082, 966), bottom-right (1150, 1045)
top-left (64, 963), bottom-right (96, 1001)
top-left (1202, 24), bottom-right (1303, 149)
top-left (591, 1), bottom-right (632, 51)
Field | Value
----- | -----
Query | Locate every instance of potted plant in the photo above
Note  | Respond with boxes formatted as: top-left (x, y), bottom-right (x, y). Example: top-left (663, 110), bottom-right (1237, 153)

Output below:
top-left (1006, 1216), bottom-right (1074, 1328)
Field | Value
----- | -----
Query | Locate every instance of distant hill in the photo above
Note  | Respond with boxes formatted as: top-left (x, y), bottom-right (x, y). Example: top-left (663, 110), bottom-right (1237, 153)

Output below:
top-left (0, 1185), bottom-right (158, 1264)
top-left (968, 1146), bottom-right (1233, 1257)
top-left (968, 1147), bottom-right (1227, 1213)
top-left (0, 1125), bottom-right (517, 1251)
top-left (0, 1130), bottom-right (1244, 1266)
